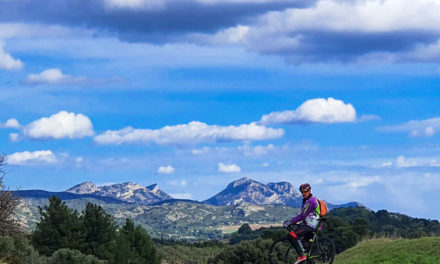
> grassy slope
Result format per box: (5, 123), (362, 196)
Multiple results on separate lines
(335, 237), (440, 264)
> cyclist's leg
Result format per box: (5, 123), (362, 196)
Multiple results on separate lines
(289, 225), (315, 256)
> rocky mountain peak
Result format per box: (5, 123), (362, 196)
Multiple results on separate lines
(65, 181), (171, 204)
(267, 182), (298, 196)
(204, 178), (302, 207)
(66, 182), (98, 194)
(147, 184), (159, 193)
(231, 177), (251, 187)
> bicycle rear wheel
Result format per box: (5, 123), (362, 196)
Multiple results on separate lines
(312, 236), (335, 264)
(269, 237), (299, 264)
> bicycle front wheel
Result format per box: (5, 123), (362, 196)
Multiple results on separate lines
(313, 236), (335, 264)
(269, 237), (299, 264)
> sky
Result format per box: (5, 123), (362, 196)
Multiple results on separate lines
(1, 0), (440, 220)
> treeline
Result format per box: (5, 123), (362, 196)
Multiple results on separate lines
(327, 206), (440, 238)
(208, 206), (440, 263)
(1, 195), (160, 264)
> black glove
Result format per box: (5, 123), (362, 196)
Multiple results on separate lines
(283, 220), (290, 229)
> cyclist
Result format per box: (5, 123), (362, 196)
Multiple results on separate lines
(283, 183), (320, 264)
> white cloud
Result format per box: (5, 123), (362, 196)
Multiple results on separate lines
(4, 118), (20, 129)
(7, 150), (58, 165)
(218, 162), (241, 173)
(23, 68), (88, 85)
(209, 25), (250, 45)
(94, 121), (284, 146)
(257, 0), (440, 33)
(158, 165), (175, 174)
(260, 98), (356, 124)
(23, 111), (95, 140)
(378, 117), (440, 137)
(206, 0), (440, 64)
(0, 118), (20, 129)
(0, 41), (23, 70)
(9, 133), (19, 142)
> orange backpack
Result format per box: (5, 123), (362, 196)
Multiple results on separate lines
(317, 199), (328, 217)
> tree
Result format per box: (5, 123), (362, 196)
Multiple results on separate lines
(0, 235), (47, 264)
(238, 223), (252, 235)
(80, 203), (117, 262)
(115, 218), (160, 264)
(0, 154), (21, 237)
(31, 196), (83, 256)
(352, 218), (370, 238)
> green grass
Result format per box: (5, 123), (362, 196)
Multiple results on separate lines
(335, 237), (440, 264)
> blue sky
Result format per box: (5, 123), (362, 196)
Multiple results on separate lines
(1, 0), (440, 220)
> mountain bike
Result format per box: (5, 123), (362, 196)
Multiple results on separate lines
(269, 218), (335, 264)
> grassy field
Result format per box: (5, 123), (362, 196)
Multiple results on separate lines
(335, 237), (440, 264)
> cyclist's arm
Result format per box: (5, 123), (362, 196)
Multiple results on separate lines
(290, 198), (317, 224)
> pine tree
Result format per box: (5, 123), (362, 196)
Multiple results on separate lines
(31, 195), (83, 256)
(115, 218), (160, 264)
(80, 203), (117, 263)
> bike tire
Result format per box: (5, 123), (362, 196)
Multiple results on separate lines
(312, 236), (335, 264)
(269, 237), (299, 264)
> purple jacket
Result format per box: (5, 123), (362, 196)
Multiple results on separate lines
(290, 194), (320, 228)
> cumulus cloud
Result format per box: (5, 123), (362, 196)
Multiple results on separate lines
(158, 165), (175, 174)
(0, 41), (23, 70)
(93, 121), (283, 146)
(260, 98), (356, 125)
(7, 150), (58, 165)
(378, 117), (440, 137)
(22, 111), (95, 140)
(0, 118), (20, 129)
(218, 162), (241, 173)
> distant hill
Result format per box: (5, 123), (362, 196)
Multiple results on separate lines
(14, 197), (300, 240)
(335, 237), (440, 264)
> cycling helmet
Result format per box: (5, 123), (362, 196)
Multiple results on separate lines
(299, 183), (311, 193)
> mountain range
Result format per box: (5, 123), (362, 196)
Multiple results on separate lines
(57, 177), (359, 208)
(66, 182), (172, 204)
(13, 177), (362, 240)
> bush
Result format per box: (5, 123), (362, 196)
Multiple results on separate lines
(208, 239), (272, 264)
(49, 248), (107, 264)
(0, 235), (47, 264)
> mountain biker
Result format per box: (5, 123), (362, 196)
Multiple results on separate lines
(283, 183), (320, 264)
